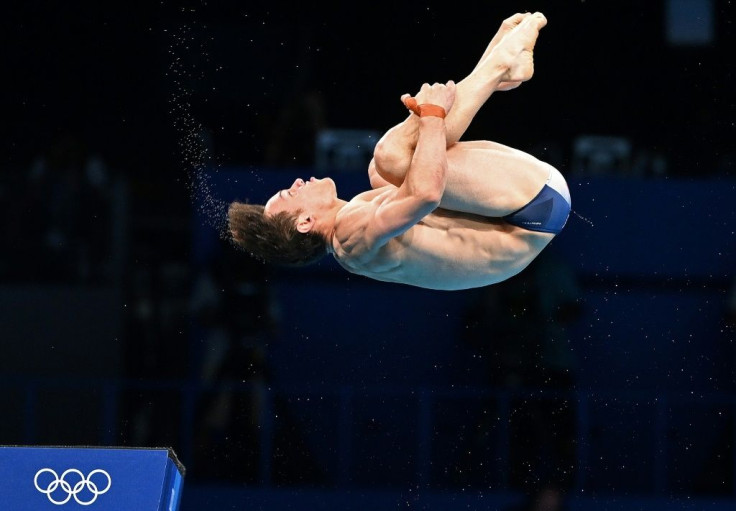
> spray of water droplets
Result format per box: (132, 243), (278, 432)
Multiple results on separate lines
(167, 14), (229, 239)
(572, 209), (595, 227)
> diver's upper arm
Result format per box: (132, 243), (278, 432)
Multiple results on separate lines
(366, 187), (439, 246)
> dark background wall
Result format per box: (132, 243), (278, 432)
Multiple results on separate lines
(2, 1), (735, 510)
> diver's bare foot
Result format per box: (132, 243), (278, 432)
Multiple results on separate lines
(496, 13), (532, 90)
(475, 13), (530, 69)
(474, 13), (530, 91)
(495, 12), (547, 84)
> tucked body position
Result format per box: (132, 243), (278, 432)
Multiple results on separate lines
(229, 12), (570, 291)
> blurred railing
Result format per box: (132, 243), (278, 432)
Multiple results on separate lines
(1, 376), (734, 496)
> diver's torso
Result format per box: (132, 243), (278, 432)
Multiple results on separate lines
(333, 207), (554, 291)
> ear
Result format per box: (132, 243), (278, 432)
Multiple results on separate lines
(296, 213), (315, 234)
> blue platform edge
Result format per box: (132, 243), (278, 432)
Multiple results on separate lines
(0, 446), (185, 511)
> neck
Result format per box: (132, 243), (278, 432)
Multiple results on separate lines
(314, 199), (348, 245)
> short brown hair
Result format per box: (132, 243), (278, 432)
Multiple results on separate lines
(227, 201), (328, 267)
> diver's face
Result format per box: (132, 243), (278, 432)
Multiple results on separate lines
(263, 177), (337, 217)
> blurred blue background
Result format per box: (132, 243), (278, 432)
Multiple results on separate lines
(1, 1), (735, 510)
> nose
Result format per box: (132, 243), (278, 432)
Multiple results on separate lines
(292, 178), (305, 189)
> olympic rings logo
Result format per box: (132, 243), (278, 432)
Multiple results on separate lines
(34, 468), (112, 506)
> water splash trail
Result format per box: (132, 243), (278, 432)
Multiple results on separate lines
(572, 209), (594, 228)
(166, 13), (229, 239)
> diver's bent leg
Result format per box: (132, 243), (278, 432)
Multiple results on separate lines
(372, 54), (509, 183)
(371, 115), (418, 187)
(438, 140), (555, 217)
(371, 13), (546, 186)
(376, 138), (558, 218)
(447, 13), (546, 145)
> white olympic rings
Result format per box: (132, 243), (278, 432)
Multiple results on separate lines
(34, 468), (112, 506)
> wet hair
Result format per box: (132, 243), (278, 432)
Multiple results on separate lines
(227, 201), (329, 267)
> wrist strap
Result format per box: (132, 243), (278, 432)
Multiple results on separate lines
(405, 98), (446, 119)
(417, 104), (447, 118)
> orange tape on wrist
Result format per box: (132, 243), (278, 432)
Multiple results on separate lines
(417, 104), (446, 118)
(404, 98), (446, 119)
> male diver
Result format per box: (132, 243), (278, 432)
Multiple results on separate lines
(228, 12), (570, 290)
